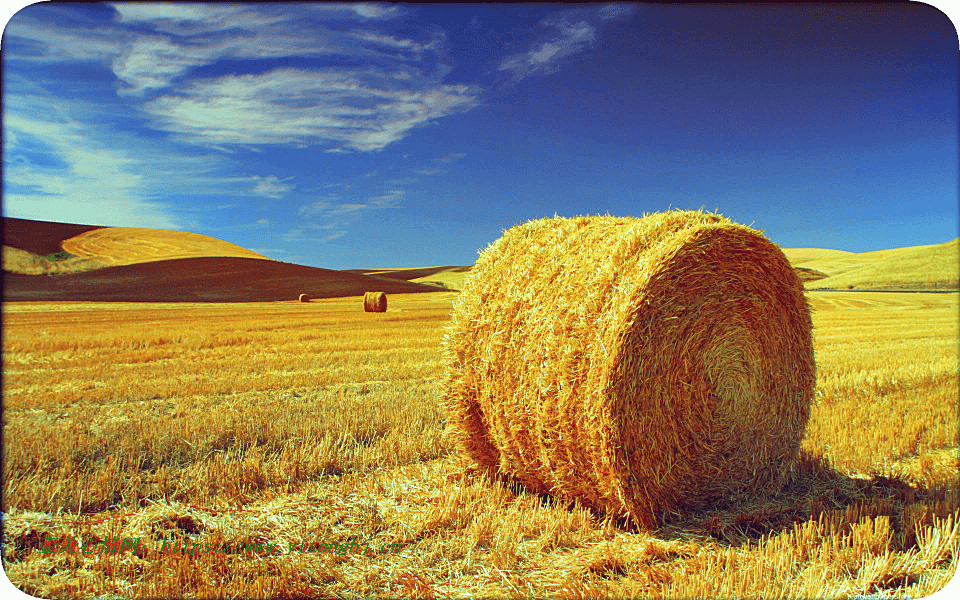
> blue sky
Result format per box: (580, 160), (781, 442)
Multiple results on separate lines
(2, 2), (958, 269)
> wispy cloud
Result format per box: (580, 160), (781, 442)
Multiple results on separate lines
(368, 189), (405, 208)
(2, 89), (182, 228)
(299, 199), (334, 217)
(142, 68), (478, 152)
(416, 151), (467, 176)
(499, 4), (635, 81)
(282, 223), (347, 243)
(7, 4), (481, 153)
(248, 175), (294, 199)
(292, 185), (406, 246)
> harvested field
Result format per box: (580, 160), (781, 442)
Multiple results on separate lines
(1, 290), (957, 598)
(60, 227), (274, 266)
(1, 217), (104, 257)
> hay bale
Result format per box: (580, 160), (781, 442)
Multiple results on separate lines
(442, 210), (815, 529)
(298, 293), (310, 303)
(364, 291), (387, 312)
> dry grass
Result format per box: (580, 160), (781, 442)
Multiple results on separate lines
(2, 245), (110, 275)
(412, 270), (470, 291)
(60, 227), (273, 267)
(443, 211), (815, 529)
(1, 289), (957, 598)
(364, 292), (387, 313)
(783, 238), (959, 291)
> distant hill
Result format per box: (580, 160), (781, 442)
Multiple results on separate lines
(2, 257), (443, 302)
(2, 245), (111, 275)
(2, 217), (104, 256)
(2, 217), (272, 276)
(2, 217), (443, 302)
(61, 226), (272, 266)
(4, 216), (953, 300)
(348, 266), (472, 291)
(351, 238), (960, 293)
(782, 239), (958, 291)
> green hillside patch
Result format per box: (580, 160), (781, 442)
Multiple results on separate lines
(2, 246), (110, 275)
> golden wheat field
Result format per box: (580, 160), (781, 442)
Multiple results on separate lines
(2, 290), (958, 599)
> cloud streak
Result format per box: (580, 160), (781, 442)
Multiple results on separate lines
(249, 175), (294, 199)
(142, 68), (478, 151)
(7, 4), (482, 153)
(3, 89), (179, 228)
(499, 3), (635, 81)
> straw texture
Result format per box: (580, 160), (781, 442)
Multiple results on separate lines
(364, 291), (387, 312)
(298, 293), (310, 303)
(442, 210), (815, 529)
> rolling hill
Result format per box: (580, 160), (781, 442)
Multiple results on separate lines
(2, 217), (443, 302)
(356, 238), (959, 293)
(3, 216), (955, 300)
(2, 257), (443, 302)
(61, 226), (273, 266)
(1, 217), (104, 256)
(347, 266), (472, 291)
(782, 238), (958, 291)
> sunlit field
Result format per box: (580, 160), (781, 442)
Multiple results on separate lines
(2, 290), (957, 598)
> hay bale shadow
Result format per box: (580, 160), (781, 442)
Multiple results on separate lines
(651, 451), (957, 549)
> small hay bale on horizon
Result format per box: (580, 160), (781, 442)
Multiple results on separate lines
(442, 210), (815, 529)
(298, 293), (310, 303)
(364, 291), (387, 312)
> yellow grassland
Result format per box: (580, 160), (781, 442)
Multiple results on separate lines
(412, 270), (470, 291)
(60, 227), (274, 267)
(783, 238), (959, 290)
(1, 290), (957, 598)
(2, 245), (111, 275)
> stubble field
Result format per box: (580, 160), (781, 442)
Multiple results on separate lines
(2, 290), (957, 598)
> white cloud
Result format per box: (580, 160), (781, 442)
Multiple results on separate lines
(3, 11), (124, 64)
(2, 95), (180, 228)
(282, 223), (347, 243)
(599, 3), (635, 21)
(112, 36), (211, 95)
(111, 3), (213, 23)
(499, 4), (634, 81)
(346, 3), (401, 20)
(1, 85), (269, 229)
(528, 42), (563, 65)
(249, 175), (294, 199)
(299, 199), (333, 216)
(331, 203), (368, 215)
(415, 151), (467, 176)
(142, 68), (479, 151)
(369, 189), (405, 208)
(8, 4), (482, 153)
(500, 16), (595, 79)
(386, 177), (419, 185)
(438, 152), (466, 164)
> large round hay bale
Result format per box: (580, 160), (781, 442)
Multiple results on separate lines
(298, 293), (310, 303)
(364, 291), (387, 312)
(442, 210), (815, 529)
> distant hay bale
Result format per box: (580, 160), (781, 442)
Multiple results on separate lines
(298, 293), (310, 303)
(442, 210), (815, 529)
(364, 291), (387, 312)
